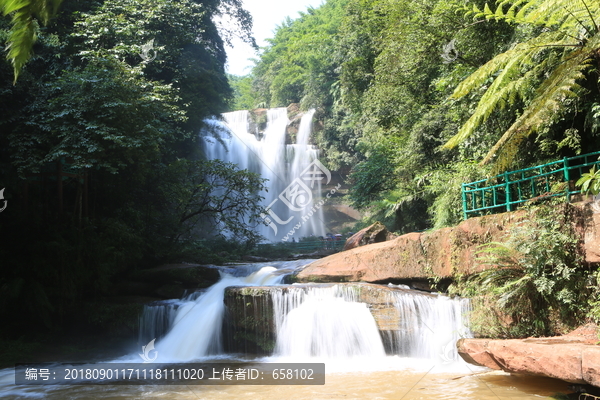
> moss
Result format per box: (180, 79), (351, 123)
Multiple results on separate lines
(232, 331), (275, 353)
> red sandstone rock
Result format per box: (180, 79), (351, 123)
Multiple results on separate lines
(343, 222), (396, 251)
(582, 347), (600, 387)
(456, 339), (501, 370)
(296, 202), (600, 283)
(458, 326), (600, 386)
(296, 210), (528, 283)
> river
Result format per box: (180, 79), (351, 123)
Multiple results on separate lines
(0, 260), (572, 399)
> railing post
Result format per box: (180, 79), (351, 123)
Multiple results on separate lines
(563, 157), (570, 203)
(504, 172), (512, 211)
(461, 183), (468, 220)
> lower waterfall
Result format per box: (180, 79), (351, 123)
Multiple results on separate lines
(274, 291), (386, 358)
(149, 267), (283, 362)
(139, 262), (471, 364)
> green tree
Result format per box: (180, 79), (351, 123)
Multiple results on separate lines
(228, 74), (257, 110)
(444, 0), (600, 171)
(11, 58), (184, 175)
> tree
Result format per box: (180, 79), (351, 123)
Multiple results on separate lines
(10, 58), (184, 175)
(163, 159), (267, 245)
(443, 0), (600, 171)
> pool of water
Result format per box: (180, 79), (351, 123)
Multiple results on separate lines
(0, 356), (571, 399)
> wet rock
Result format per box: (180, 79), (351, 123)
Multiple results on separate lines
(154, 283), (185, 299)
(242, 255), (270, 262)
(113, 281), (159, 297)
(223, 286), (277, 355)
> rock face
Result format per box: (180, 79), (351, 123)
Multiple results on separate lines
(295, 210), (529, 283)
(343, 221), (396, 251)
(457, 325), (600, 386)
(582, 201), (600, 263)
(295, 202), (600, 283)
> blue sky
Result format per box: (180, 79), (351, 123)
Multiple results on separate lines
(224, 0), (325, 76)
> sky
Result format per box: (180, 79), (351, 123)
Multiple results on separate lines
(224, 0), (325, 76)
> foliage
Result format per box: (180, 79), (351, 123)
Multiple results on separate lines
(449, 203), (588, 338)
(425, 160), (491, 229)
(228, 74), (257, 110)
(160, 159), (267, 246)
(576, 165), (600, 196)
(252, 0), (348, 109)
(348, 138), (400, 209)
(0, 0), (62, 82)
(11, 58), (184, 175)
(444, 0), (600, 172)
(0, 0), (260, 337)
(236, 0), (600, 235)
(70, 0), (235, 132)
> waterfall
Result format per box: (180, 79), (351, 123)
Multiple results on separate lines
(273, 286), (386, 358)
(138, 300), (180, 344)
(137, 265), (471, 364)
(202, 108), (327, 242)
(383, 291), (471, 362)
(148, 267), (283, 362)
(270, 285), (470, 360)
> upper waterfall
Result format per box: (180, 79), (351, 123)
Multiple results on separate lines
(202, 108), (327, 242)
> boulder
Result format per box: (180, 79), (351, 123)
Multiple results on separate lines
(295, 205), (592, 283)
(457, 325), (600, 386)
(343, 222), (396, 251)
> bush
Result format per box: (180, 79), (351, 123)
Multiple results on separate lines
(449, 202), (590, 338)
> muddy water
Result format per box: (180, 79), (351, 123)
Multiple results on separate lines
(0, 360), (571, 399)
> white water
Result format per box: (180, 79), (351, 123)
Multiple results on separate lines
(202, 108), (327, 241)
(270, 284), (469, 362)
(275, 294), (386, 358)
(154, 267), (283, 362)
(4, 263), (571, 399)
(385, 290), (471, 362)
(140, 268), (471, 363)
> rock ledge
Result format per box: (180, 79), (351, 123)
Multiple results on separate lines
(457, 325), (600, 386)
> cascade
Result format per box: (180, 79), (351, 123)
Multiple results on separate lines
(138, 300), (180, 344)
(272, 286), (386, 358)
(147, 267), (283, 362)
(202, 108), (327, 242)
(140, 264), (471, 363)
(270, 284), (469, 360)
(383, 290), (471, 362)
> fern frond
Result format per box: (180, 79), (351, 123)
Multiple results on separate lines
(445, 0), (600, 170)
(445, 31), (567, 148)
(472, 0), (600, 35)
(482, 42), (594, 169)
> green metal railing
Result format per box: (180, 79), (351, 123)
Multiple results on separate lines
(462, 151), (600, 220)
(256, 237), (346, 254)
